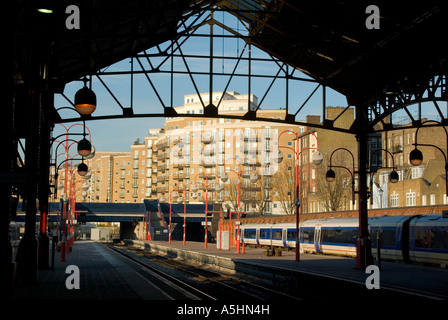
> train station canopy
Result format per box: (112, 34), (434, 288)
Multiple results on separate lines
(15, 0), (447, 113)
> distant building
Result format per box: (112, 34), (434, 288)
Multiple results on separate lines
(375, 120), (448, 208)
(63, 92), (392, 215)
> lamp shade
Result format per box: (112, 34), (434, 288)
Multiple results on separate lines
(249, 172), (259, 183)
(85, 145), (96, 159)
(273, 150), (283, 163)
(220, 172), (228, 183)
(409, 148), (423, 166)
(77, 138), (92, 157)
(75, 86), (96, 115)
(389, 170), (399, 183)
(326, 169), (336, 182)
(77, 162), (88, 176)
(312, 151), (323, 165)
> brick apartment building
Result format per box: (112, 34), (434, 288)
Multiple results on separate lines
(375, 121), (448, 208)
(61, 92), (447, 216)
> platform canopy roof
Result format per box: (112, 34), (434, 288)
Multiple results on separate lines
(15, 0), (448, 109)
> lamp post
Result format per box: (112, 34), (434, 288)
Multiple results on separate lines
(276, 130), (322, 262)
(410, 120), (448, 197)
(325, 147), (355, 205)
(191, 173), (223, 249)
(369, 148), (399, 206)
(51, 122), (93, 262)
(326, 147), (375, 269)
(159, 189), (175, 243)
(220, 158), (259, 253)
(182, 182), (187, 246)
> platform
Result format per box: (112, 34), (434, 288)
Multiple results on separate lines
(13, 240), (198, 300)
(13, 239), (448, 301)
(127, 239), (448, 300)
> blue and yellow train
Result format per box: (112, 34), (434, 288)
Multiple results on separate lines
(239, 214), (448, 267)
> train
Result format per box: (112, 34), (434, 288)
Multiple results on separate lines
(238, 214), (448, 267)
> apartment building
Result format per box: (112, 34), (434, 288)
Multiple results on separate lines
(70, 91), (387, 216)
(375, 121), (448, 208)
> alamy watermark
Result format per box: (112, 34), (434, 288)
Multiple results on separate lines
(366, 5), (380, 30)
(64, 4), (379, 31)
(65, 5), (80, 30)
(65, 265), (80, 290)
(365, 265), (380, 289)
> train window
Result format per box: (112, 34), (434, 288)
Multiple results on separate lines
(415, 228), (448, 250)
(259, 229), (271, 239)
(272, 229), (282, 240)
(287, 229), (297, 241)
(371, 229), (396, 247)
(301, 228), (314, 243)
(322, 228), (357, 244)
(244, 229), (256, 239)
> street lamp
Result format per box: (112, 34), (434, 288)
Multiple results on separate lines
(325, 168), (336, 182)
(77, 138), (92, 157)
(221, 158), (259, 253)
(75, 78), (97, 116)
(410, 120), (448, 196)
(409, 148), (423, 166)
(191, 173), (223, 249)
(277, 129), (321, 262)
(77, 161), (88, 176)
(325, 147), (355, 204)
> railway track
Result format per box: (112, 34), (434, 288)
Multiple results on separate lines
(107, 243), (302, 301)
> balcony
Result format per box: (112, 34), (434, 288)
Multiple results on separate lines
(243, 136), (260, 142)
(240, 146), (260, 154)
(156, 140), (168, 149)
(202, 147), (216, 156)
(201, 136), (214, 144)
(200, 160), (216, 167)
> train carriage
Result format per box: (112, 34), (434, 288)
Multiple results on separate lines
(299, 218), (358, 257)
(238, 214), (448, 267)
(409, 214), (448, 266)
(240, 224), (261, 245)
(368, 215), (414, 262)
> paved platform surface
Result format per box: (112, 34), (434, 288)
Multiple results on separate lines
(144, 240), (448, 300)
(13, 239), (448, 300)
(13, 240), (199, 300)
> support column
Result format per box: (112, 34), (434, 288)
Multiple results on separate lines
(16, 90), (40, 285)
(2, 32), (16, 296)
(355, 105), (374, 270)
(37, 92), (53, 270)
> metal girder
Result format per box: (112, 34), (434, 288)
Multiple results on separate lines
(365, 73), (448, 133)
(56, 6), (358, 137)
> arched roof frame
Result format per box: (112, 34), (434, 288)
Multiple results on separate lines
(15, 0), (448, 135)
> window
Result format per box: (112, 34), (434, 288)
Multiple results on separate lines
(430, 194), (436, 205)
(406, 192), (416, 206)
(411, 167), (423, 179)
(321, 228), (358, 244)
(390, 194), (399, 207)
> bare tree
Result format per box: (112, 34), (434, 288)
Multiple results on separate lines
(316, 154), (353, 211)
(223, 178), (239, 212)
(250, 174), (270, 216)
(274, 159), (296, 215)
